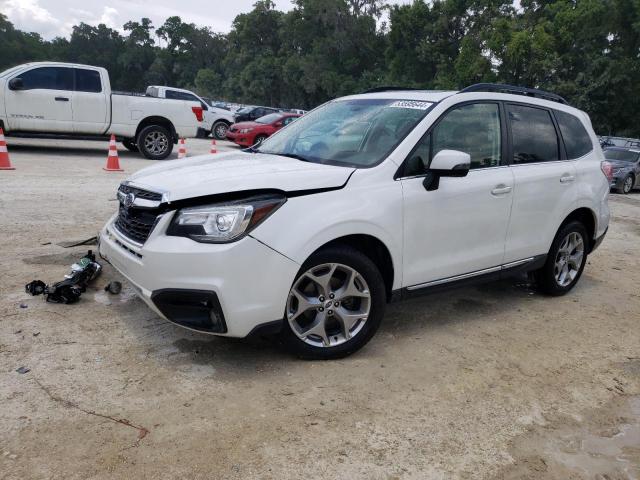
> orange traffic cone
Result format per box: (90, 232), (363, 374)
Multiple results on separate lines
(0, 128), (15, 170)
(210, 139), (217, 154)
(178, 138), (187, 158)
(103, 134), (123, 172)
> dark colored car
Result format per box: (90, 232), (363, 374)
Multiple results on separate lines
(604, 147), (640, 194)
(234, 106), (281, 123)
(600, 136), (640, 148)
(226, 113), (300, 147)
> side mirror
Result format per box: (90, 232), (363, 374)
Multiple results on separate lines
(423, 150), (471, 191)
(9, 77), (24, 90)
(274, 121), (283, 128)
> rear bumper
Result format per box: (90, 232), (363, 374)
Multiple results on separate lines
(590, 227), (608, 253)
(610, 176), (624, 189)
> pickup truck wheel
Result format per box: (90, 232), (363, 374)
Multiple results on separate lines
(137, 125), (173, 160)
(281, 246), (386, 359)
(212, 121), (229, 140)
(122, 139), (138, 152)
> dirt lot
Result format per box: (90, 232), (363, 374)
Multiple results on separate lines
(1, 138), (639, 480)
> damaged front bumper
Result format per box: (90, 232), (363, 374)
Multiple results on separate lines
(98, 213), (299, 338)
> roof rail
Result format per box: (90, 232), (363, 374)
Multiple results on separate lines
(459, 83), (568, 105)
(363, 86), (421, 94)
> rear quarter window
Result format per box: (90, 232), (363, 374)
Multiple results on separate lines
(74, 69), (102, 93)
(555, 110), (593, 159)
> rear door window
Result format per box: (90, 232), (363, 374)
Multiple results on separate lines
(74, 69), (102, 93)
(508, 104), (560, 164)
(19, 67), (73, 91)
(554, 110), (593, 159)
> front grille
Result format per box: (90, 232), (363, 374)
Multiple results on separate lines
(114, 205), (159, 244)
(114, 184), (163, 244)
(118, 184), (162, 202)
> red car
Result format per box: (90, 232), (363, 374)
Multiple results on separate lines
(226, 113), (300, 147)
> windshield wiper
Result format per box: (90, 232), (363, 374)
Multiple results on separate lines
(259, 151), (312, 162)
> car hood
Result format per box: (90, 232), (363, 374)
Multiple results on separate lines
(126, 151), (354, 202)
(231, 121), (261, 130)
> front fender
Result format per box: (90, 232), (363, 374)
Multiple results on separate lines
(251, 179), (404, 290)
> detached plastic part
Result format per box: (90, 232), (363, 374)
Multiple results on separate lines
(104, 281), (122, 295)
(25, 250), (102, 304)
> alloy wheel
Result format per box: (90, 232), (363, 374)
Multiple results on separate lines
(287, 263), (371, 348)
(144, 131), (169, 156)
(553, 231), (584, 287)
(623, 176), (633, 193)
(215, 123), (228, 139)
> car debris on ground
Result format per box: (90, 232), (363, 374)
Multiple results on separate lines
(25, 250), (102, 304)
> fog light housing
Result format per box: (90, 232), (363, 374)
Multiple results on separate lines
(151, 289), (227, 333)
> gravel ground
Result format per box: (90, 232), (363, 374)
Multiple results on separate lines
(0, 137), (638, 479)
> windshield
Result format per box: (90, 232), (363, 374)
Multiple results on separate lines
(237, 107), (253, 114)
(256, 113), (283, 124)
(604, 149), (640, 162)
(257, 98), (433, 167)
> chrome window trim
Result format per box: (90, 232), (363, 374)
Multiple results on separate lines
(395, 164), (510, 181)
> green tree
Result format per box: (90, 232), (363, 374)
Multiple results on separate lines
(194, 68), (222, 97)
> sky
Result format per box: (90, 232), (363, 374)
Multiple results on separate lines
(1, 0), (413, 40)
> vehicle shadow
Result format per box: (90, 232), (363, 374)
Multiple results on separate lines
(7, 142), (144, 159)
(112, 262), (582, 373)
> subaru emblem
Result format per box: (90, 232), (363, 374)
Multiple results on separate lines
(124, 192), (136, 208)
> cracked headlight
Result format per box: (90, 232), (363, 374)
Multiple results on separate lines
(167, 195), (286, 243)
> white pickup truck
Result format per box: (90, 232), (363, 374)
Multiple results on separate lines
(0, 62), (203, 159)
(146, 86), (235, 140)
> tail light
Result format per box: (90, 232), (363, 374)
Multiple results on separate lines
(191, 106), (204, 122)
(600, 160), (613, 182)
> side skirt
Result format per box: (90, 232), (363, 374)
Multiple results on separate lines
(392, 255), (547, 301)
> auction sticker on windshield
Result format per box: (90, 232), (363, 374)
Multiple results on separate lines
(388, 100), (433, 110)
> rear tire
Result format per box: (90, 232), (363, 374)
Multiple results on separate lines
(122, 138), (138, 152)
(212, 121), (229, 140)
(619, 174), (634, 194)
(137, 125), (173, 160)
(280, 246), (386, 360)
(534, 221), (588, 296)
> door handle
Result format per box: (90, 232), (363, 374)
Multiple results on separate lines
(491, 185), (512, 195)
(55, 97), (69, 102)
(560, 174), (575, 183)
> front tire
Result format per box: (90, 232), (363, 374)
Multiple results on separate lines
(281, 246), (386, 359)
(535, 221), (588, 296)
(212, 121), (229, 140)
(253, 134), (268, 146)
(137, 125), (173, 160)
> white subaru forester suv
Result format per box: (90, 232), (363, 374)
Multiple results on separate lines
(99, 84), (610, 359)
